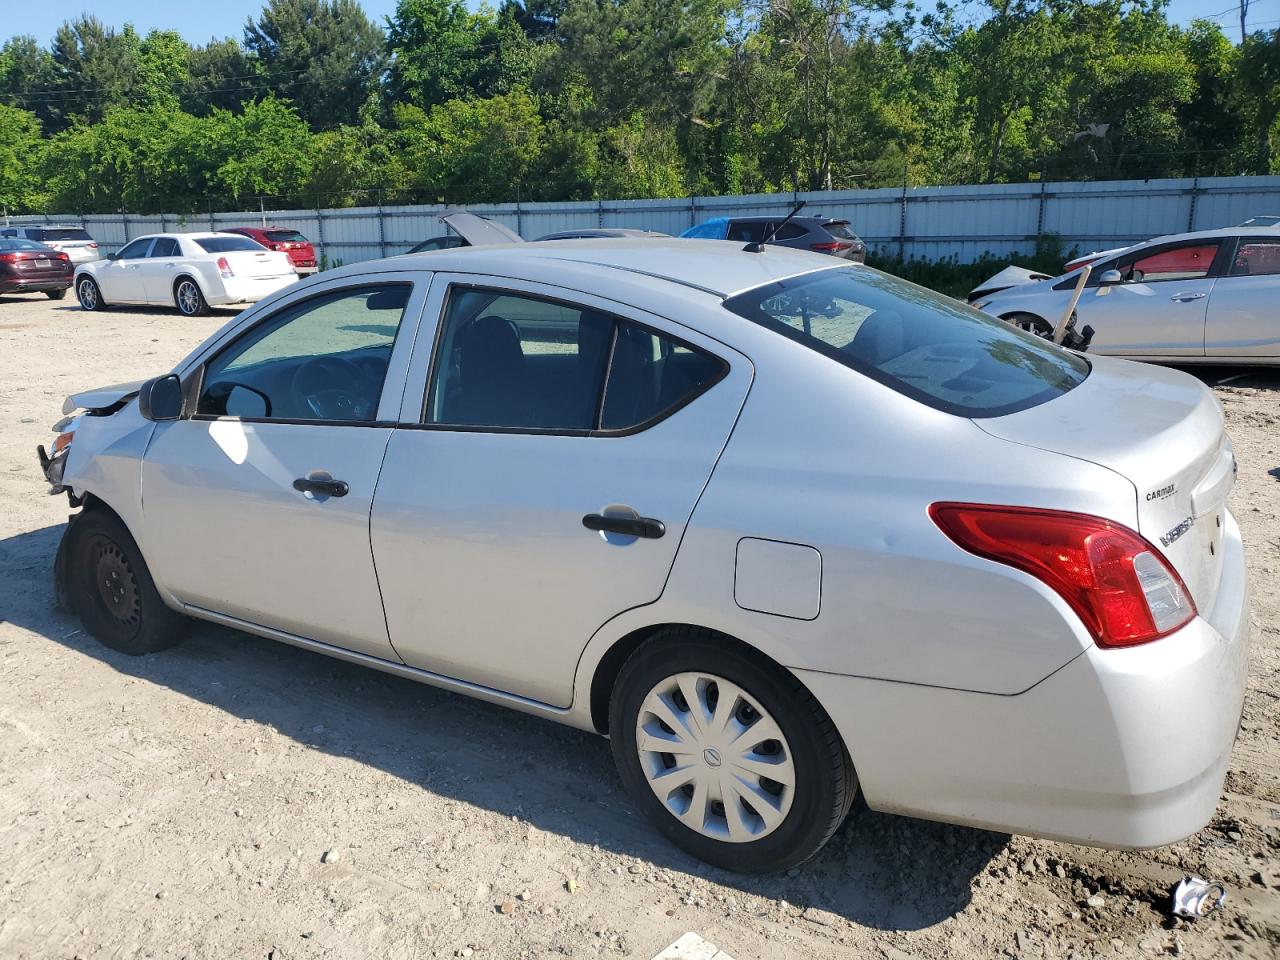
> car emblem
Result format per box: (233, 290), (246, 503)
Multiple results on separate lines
(1160, 516), (1195, 548)
(702, 747), (723, 768)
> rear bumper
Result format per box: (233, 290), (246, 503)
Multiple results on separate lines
(210, 273), (298, 304)
(1, 277), (73, 292)
(800, 509), (1251, 848)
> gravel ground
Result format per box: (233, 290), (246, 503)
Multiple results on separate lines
(1, 291), (1277, 960)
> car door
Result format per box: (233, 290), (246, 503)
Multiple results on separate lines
(140, 236), (181, 303)
(369, 275), (752, 707)
(1075, 238), (1226, 357)
(140, 273), (430, 659)
(1204, 235), (1280, 359)
(97, 237), (154, 302)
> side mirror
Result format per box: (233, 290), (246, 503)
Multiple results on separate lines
(106, 252), (119, 261)
(1097, 269), (1123, 286)
(137, 374), (183, 421)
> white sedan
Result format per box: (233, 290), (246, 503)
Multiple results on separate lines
(74, 232), (298, 317)
(41, 241), (1249, 873)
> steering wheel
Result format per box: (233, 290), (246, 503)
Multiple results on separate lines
(290, 355), (375, 420)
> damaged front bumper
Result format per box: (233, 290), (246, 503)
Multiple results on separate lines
(36, 442), (71, 496)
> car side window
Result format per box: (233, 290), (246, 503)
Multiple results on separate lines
(117, 239), (152, 260)
(149, 238), (179, 258)
(1228, 237), (1280, 277)
(197, 284), (411, 423)
(1120, 242), (1220, 283)
(426, 287), (724, 432)
(773, 223), (807, 241)
(727, 221), (767, 243)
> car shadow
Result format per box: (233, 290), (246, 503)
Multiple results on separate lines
(1180, 365), (1280, 391)
(0, 521), (1006, 931)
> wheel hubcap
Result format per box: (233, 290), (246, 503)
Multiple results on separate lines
(636, 672), (795, 843)
(178, 282), (197, 314)
(93, 543), (140, 626)
(79, 280), (96, 308)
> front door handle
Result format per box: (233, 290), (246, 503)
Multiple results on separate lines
(583, 513), (665, 539)
(293, 476), (349, 498)
(1170, 292), (1207, 302)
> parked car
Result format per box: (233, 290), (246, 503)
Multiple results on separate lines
(0, 238), (73, 299)
(973, 226), (1280, 363)
(223, 226), (318, 274)
(535, 228), (668, 241)
(0, 224), (101, 265)
(41, 241), (1248, 874)
(406, 210), (523, 254)
(73, 233), (297, 317)
(681, 215), (866, 261)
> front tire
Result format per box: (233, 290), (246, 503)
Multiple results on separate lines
(66, 509), (188, 656)
(76, 276), (106, 311)
(1004, 312), (1054, 338)
(46, 288), (68, 300)
(174, 277), (209, 317)
(609, 627), (856, 873)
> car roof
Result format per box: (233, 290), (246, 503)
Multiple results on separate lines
(332, 238), (844, 298)
(723, 215), (846, 226)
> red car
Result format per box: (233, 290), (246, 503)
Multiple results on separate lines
(0, 239), (73, 299)
(223, 226), (317, 274)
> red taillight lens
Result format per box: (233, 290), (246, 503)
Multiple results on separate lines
(217, 256), (234, 278)
(810, 241), (841, 251)
(57, 252), (70, 261)
(929, 503), (1195, 648)
(88, 242), (99, 249)
(0, 253), (18, 263)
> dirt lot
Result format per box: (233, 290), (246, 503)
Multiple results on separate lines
(1, 291), (1277, 960)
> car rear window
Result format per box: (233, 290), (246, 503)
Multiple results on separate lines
(264, 229), (308, 243)
(0, 239), (50, 252)
(824, 221), (855, 240)
(33, 228), (92, 242)
(197, 236), (266, 253)
(723, 267), (1088, 418)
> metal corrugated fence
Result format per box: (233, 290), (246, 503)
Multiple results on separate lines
(11, 175), (1280, 267)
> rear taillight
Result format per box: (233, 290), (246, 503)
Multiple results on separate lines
(217, 256), (234, 279)
(88, 242), (99, 249)
(269, 243), (283, 251)
(0, 253), (18, 263)
(57, 252), (70, 261)
(929, 503), (1195, 648)
(810, 241), (852, 252)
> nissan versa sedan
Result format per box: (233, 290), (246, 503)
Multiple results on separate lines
(974, 226), (1280, 363)
(39, 241), (1249, 873)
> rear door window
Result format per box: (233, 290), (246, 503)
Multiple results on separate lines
(773, 223), (807, 241)
(149, 237), (179, 257)
(727, 221), (767, 243)
(1228, 237), (1280, 276)
(426, 287), (724, 432)
(724, 267), (1087, 418)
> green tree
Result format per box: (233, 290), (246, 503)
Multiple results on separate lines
(244, 0), (385, 129)
(185, 38), (264, 116)
(0, 104), (45, 211)
(47, 16), (145, 125)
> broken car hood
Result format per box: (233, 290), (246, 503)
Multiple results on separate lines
(63, 379), (145, 415)
(439, 210), (524, 246)
(969, 265), (1053, 302)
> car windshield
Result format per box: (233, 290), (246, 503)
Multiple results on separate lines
(35, 228), (92, 242)
(0, 239), (51, 252)
(264, 229), (307, 243)
(723, 267), (1088, 417)
(197, 236), (266, 253)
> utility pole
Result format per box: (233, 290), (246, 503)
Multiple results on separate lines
(1241, 0), (1250, 42)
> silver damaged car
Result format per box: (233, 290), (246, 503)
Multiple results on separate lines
(39, 240), (1250, 873)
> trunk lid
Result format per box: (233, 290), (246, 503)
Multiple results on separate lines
(221, 249), (294, 279)
(976, 356), (1233, 612)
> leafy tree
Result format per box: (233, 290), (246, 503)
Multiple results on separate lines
(244, 0), (385, 129)
(185, 39), (264, 116)
(0, 105), (45, 211)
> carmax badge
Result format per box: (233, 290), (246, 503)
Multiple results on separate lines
(1160, 516), (1195, 548)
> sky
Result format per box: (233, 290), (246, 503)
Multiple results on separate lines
(9, 0), (1280, 46)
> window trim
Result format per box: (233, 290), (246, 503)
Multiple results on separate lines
(188, 280), (417, 427)
(415, 282), (729, 438)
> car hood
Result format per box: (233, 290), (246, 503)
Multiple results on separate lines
(439, 210), (523, 245)
(968, 265), (1054, 302)
(976, 356), (1232, 611)
(63, 379), (144, 415)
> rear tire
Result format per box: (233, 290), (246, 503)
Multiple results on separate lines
(1004, 312), (1053, 338)
(609, 627), (856, 873)
(76, 276), (107, 311)
(174, 277), (209, 317)
(46, 288), (68, 300)
(66, 508), (188, 656)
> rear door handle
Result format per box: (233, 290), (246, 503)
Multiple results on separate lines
(583, 513), (665, 539)
(293, 476), (349, 498)
(1170, 292), (1206, 302)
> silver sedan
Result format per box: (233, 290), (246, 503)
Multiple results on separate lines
(974, 226), (1280, 364)
(40, 240), (1249, 873)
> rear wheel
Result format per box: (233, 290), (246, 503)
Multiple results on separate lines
(66, 509), (188, 656)
(174, 277), (209, 317)
(46, 288), (68, 300)
(76, 276), (106, 311)
(609, 628), (856, 873)
(1004, 312), (1053, 338)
